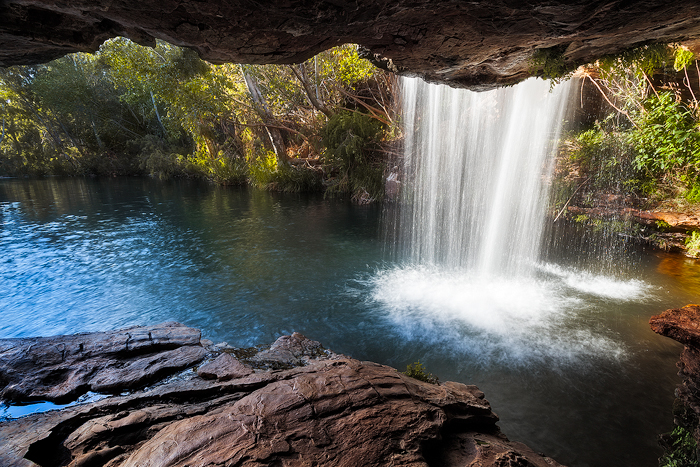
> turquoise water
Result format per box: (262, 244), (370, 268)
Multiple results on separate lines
(0, 177), (695, 467)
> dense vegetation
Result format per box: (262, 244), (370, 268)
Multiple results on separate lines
(557, 44), (700, 201)
(0, 38), (396, 202)
(553, 43), (700, 255)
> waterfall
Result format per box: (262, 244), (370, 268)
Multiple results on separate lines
(369, 77), (641, 365)
(398, 77), (571, 276)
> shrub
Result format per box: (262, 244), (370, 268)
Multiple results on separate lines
(402, 361), (439, 385)
(659, 425), (698, 467)
(630, 92), (700, 177)
(685, 182), (700, 203)
(566, 123), (636, 191)
(248, 152), (322, 192)
(529, 45), (575, 83)
(685, 231), (700, 258)
(321, 111), (385, 201)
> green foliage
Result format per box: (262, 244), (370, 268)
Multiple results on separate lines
(629, 92), (700, 177)
(322, 111), (381, 164)
(656, 220), (673, 230)
(0, 37), (392, 200)
(660, 425), (698, 467)
(248, 153), (322, 192)
(685, 231), (700, 258)
(594, 43), (674, 123)
(189, 156), (248, 186)
(564, 43), (700, 209)
(567, 122), (636, 190)
(674, 47), (696, 72)
(322, 111), (385, 200)
(529, 45), (574, 83)
(402, 361), (439, 385)
(322, 45), (378, 88)
(598, 43), (672, 80)
(685, 182), (700, 203)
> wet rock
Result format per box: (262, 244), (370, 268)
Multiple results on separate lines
(249, 331), (331, 368)
(197, 353), (253, 381)
(3, 0), (700, 89)
(0, 322), (207, 403)
(564, 205), (700, 232)
(650, 305), (700, 348)
(562, 205), (700, 254)
(634, 211), (700, 232)
(0, 329), (565, 467)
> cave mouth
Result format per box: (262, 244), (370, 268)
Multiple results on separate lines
(3, 0), (700, 89)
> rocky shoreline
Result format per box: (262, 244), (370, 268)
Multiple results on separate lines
(650, 305), (700, 462)
(0, 323), (564, 467)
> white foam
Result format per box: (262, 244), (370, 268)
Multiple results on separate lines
(368, 264), (630, 367)
(538, 263), (651, 300)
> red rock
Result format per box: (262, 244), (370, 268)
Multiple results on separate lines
(0, 331), (565, 467)
(635, 211), (700, 231)
(650, 305), (700, 348)
(197, 352), (253, 380)
(650, 305), (700, 455)
(0, 322), (207, 403)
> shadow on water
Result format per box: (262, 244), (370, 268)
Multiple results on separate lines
(0, 176), (694, 467)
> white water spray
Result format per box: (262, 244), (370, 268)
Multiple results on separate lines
(371, 78), (648, 365)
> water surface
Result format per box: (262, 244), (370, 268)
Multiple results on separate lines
(0, 177), (694, 467)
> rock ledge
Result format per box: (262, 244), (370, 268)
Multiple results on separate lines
(650, 305), (700, 456)
(0, 324), (564, 467)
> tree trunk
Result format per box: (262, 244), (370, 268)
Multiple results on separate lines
(289, 63), (333, 118)
(91, 118), (104, 150)
(0, 103), (5, 146)
(150, 91), (167, 136)
(240, 65), (288, 166)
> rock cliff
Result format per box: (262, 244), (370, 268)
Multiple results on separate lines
(3, 1), (700, 89)
(0, 324), (564, 467)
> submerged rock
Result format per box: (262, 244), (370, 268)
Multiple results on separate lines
(0, 324), (565, 467)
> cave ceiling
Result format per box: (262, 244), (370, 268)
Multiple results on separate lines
(3, 0), (700, 89)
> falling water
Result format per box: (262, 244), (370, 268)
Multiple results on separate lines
(399, 77), (570, 276)
(372, 77), (652, 366)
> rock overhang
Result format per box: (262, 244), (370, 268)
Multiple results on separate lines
(2, 0), (700, 89)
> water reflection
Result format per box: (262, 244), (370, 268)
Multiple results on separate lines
(656, 253), (700, 295)
(0, 177), (694, 467)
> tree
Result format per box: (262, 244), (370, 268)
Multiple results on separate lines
(240, 65), (288, 166)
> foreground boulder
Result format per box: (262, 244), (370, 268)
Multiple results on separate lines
(0, 325), (564, 467)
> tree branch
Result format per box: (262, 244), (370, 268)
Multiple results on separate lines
(288, 64), (333, 118)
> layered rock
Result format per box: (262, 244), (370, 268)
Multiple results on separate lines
(0, 322), (207, 403)
(0, 324), (565, 467)
(650, 305), (700, 455)
(3, 0), (700, 89)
